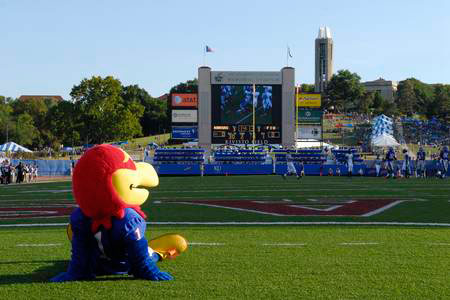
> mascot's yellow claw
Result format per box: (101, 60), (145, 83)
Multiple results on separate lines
(67, 223), (73, 241)
(149, 233), (188, 260)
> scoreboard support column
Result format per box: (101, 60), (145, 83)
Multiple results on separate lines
(198, 66), (212, 149)
(281, 67), (295, 148)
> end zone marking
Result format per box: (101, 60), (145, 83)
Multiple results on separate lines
(361, 200), (404, 217)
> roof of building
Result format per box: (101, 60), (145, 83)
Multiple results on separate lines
(18, 95), (64, 101)
(317, 26), (332, 39)
(157, 93), (169, 101)
(363, 78), (398, 87)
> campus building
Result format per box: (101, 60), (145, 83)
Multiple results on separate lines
(315, 26), (333, 93)
(362, 78), (398, 102)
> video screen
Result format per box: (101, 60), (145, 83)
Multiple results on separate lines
(211, 84), (282, 144)
(213, 84), (281, 125)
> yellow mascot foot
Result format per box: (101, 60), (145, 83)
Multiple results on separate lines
(149, 233), (188, 260)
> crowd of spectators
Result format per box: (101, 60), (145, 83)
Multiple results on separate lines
(0, 159), (39, 184)
(402, 117), (450, 146)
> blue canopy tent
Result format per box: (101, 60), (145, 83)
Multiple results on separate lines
(0, 141), (32, 153)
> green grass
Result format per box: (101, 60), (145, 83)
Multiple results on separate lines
(0, 176), (449, 299)
(1, 226), (449, 299)
(1, 176), (449, 225)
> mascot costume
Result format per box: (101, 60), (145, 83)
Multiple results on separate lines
(50, 144), (187, 282)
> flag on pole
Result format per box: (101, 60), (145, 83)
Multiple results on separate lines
(287, 46), (293, 58)
(205, 45), (214, 53)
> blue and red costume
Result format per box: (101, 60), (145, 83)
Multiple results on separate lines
(50, 208), (171, 282)
(50, 144), (184, 282)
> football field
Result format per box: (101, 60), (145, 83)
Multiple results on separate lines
(0, 176), (449, 299)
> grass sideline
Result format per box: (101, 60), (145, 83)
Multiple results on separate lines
(0, 226), (449, 299)
(0, 175), (449, 298)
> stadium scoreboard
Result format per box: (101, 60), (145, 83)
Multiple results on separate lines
(211, 82), (282, 144)
(198, 68), (295, 148)
(212, 124), (281, 144)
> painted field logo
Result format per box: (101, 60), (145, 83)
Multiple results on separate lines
(182, 199), (403, 217)
(0, 204), (76, 219)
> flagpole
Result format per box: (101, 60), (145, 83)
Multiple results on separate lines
(286, 45), (289, 67)
(203, 46), (206, 66)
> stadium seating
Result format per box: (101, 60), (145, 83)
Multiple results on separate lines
(331, 148), (364, 164)
(213, 149), (268, 164)
(153, 148), (205, 165)
(401, 117), (449, 146)
(273, 149), (326, 164)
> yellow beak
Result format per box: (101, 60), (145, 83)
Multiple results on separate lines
(112, 162), (159, 206)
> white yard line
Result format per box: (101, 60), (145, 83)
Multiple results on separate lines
(340, 242), (380, 245)
(263, 243), (307, 246)
(17, 243), (63, 247)
(428, 243), (450, 246)
(189, 242), (226, 246)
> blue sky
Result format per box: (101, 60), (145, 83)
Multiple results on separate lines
(1, 0), (449, 99)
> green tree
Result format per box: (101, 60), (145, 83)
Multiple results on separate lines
(299, 84), (315, 93)
(0, 97), (13, 143)
(396, 80), (417, 116)
(47, 100), (81, 147)
(11, 113), (38, 146)
(355, 91), (374, 115)
(379, 98), (398, 117)
(429, 84), (450, 121)
(70, 76), (144, 144)
(122, 85), (169, 135)
(325, 70), (365, 112)
(372, 91), (384, 112)
(170, 79), (198, 94)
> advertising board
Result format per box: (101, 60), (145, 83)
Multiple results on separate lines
(296, 125), (322, 139)
(297, 109), (323, 124)
(296, 93), (321, 107)
(171, 94), (198, 107)
(172, 110), (197, 123)
(172, 126), (198, 139)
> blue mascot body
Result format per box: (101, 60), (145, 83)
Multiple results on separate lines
(50, 144), (187, 282)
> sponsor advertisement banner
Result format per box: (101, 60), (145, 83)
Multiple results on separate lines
(296, 93), (321, 107)
(172, 126), (198, 139)
(171, 93), (198, 107)
(172, 110), (197, 123)
(297, 109), (322, 124)
(296, 125), (322, 139)
(211, 71), (282, 84)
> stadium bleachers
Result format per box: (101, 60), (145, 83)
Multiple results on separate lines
(213, 149), (268, 164)
(331, 148), (364, 164)
(273, 149), (326, 164)
(153, 148), (205, 165)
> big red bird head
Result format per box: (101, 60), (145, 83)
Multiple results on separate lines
(72, 144), (158, 232)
